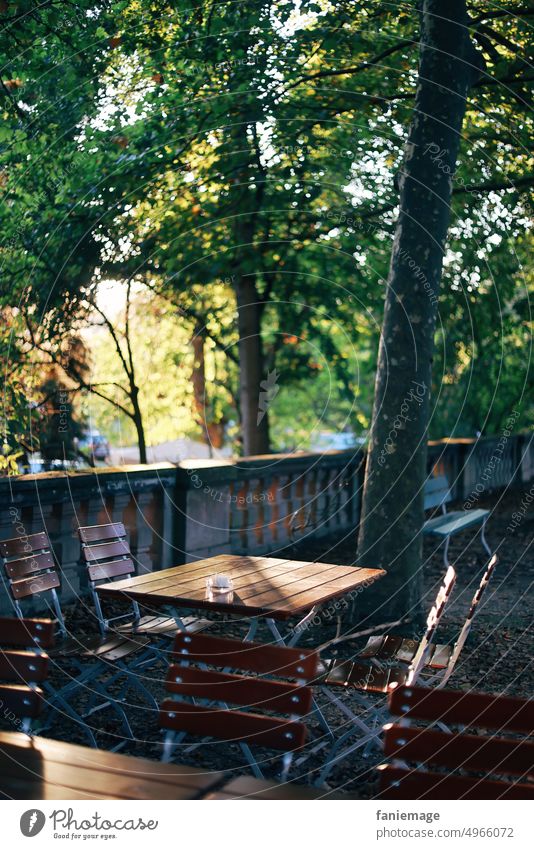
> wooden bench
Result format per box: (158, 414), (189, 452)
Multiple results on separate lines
(378, 685), (534, 799)
(423, 475), (492, 567)
(160, 632), (319, 779)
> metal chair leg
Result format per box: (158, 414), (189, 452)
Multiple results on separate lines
(480, 519), (492, 558)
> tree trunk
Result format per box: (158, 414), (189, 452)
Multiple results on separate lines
(357, 0), (482, 623)
(236, 273), (271, 456)
(191, 327), (212, 451)
(131, 385), (147, 464)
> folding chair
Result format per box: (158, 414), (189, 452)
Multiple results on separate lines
(356, 554), (498, 685)
(378, 685), (534, 799)
(159, 632), (319, 780)
(77, 523), (211, 639)
(423, 475), (493, 568)
(0, 532), (156, 747)
(315, 555), (498, 783)
(0, 616), (55, 735)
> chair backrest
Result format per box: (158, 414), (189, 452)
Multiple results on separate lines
(378, 685), (534, 799)
(78, 523), (137, 633)
(406, 565), (456, 685)
(160, 633), (319, 754)
(0, 617), (55, 732)
(440, 554), (498, 686)
(424, 475), (452, 511)
(78, 523), (134, 583)
(0, 533), (65, 635)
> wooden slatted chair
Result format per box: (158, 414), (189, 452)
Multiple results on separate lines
(0, 616), (55, 734)
(356, 554), (498, 685)
(306, 555), (496, 785)
(0, 532), (155, 746)
(378, 685), (534, 799)
(78, 523), (212, 638)
(314, 565), (458, 784)
(160, 632), (320, 779)
(423, 475), (492, 567)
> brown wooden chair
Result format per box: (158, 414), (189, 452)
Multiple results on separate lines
(356, 553), (498, 685)
(78, 522), (211, 638)
(0, 531), (154, 747)
(159, 632), (319, 779)
(378, 685), (534, 799)
(0, 616), (55, 734)
(314, 564), (458, 784)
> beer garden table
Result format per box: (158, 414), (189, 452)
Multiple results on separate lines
(96, 554), (385, 646)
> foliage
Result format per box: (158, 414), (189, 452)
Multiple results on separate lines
(0, 1), (532, 456)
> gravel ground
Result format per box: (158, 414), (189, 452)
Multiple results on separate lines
(12, 488), (533, 797)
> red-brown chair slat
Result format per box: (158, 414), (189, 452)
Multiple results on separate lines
(10, 571), (61, 600)
(389, 686), (534, 733)
(378, 765), (534, 800)
(87, 559), (135, 582)
(0, 618), (55, 649)
(81, 540), (131, 562)
(78, 523), (126, 544)
(0, 651), (50, 683)
(0, 685), (44, 719)
(0, 533), (50, 558)
(172, 633), (319, 680)
(165, 665), (313, 715)
(160, 700), (307, 750)
(384, 725), (534, 777)
(4, 552), (55, 580)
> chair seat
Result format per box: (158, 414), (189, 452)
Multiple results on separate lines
(358, 634), (453, 669)
(316, 658), (409, 693)
(424, 508), (489, 537)
(50, 633), (149, 662)
(115, 615), (213, 638)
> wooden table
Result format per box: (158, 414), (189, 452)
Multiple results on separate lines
(97, 554), (385, 645)
(0, 732), (334, 800)
(0, 731), (224, 800)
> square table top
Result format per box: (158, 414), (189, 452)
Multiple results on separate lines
(0, 731), (223, 800)
(96, 554), (385, 621)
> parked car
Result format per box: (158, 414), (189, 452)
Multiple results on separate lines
(76, 430), (111, 464)
(309, 431), (366, 452)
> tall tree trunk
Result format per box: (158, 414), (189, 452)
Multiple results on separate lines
(357, 1), (483, 622)
(236, 273), (271, 456)
(131, 385), (147, 464)
(191, 326), (211, 451)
